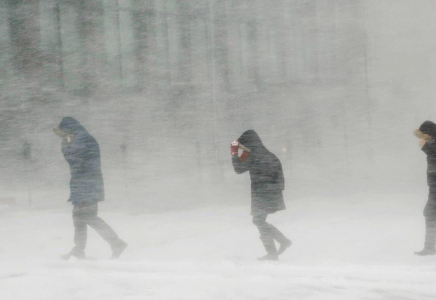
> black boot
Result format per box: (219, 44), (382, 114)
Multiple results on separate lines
(414, 247), (436, 256)
(111, 240), (128, 259)
(257, 253), (279, 261)
(277, 239), (292, 255)
(257, 236), (278, 261)
(269, 225), (291, 256)
(60, 248), (86, 260)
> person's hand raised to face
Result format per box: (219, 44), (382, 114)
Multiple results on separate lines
(420, 139), (427, 148)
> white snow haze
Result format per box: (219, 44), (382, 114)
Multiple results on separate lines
(1, 1), (436, 299)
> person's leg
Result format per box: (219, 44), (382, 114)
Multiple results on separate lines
(86, 204), (127, 258)
(88, 216), (120, 245)
(416, 195), (436, 256)
(253, 214), (277, 260)
(253, 214), (270, 236)
(424, 217), (436, 249)
(253, 214), (291, 256)
(73, 206), (88, 252)
(415, 215), (436, 256)
(269, 224), (292, 255)
(61, 205), (87, 259)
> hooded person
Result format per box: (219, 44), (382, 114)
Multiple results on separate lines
(414, 121), (436, 256)
(231, 130), (291, 261)
(55, 117), (127, 259)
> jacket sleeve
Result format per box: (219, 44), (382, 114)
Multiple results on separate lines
(277, 162), (285, 191)
(232, 155), (249, 174)
(68, 142), (88, 175)
(422, 142), (436, 156)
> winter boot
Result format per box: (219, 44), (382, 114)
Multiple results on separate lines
(269, 226), (291, 256)
(258, 235), (278, 261)
(60, 248), (86, 260)
(277, 239), (292, 256)
(111, 240), (128, 259)
(257, 253), (279, 261)
(414, 247), (436, 256)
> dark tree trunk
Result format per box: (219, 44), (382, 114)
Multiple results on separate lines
(76, 0), (104, 97)
(8, 0), (43, 86)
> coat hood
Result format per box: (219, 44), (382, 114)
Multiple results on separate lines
(238, 130), (266, 152)
(59, 117), (88, 135)
(415, 121), (436, 141)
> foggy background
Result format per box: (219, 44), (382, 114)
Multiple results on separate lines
(1, 0), (435, 210)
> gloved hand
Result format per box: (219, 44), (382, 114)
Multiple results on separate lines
(53, 127), (67, 138)
(231, 141), (239, 156)
(240, 151), (250, 162)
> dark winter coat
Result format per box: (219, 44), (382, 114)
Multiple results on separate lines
(232, 130), (286, 216)
(59, 117), (104, 205)
(418, 121), (436, 218)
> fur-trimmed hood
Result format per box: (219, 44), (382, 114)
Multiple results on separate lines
(415, 120), (436, 142)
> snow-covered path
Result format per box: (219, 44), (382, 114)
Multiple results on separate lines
(1, 194), (436, 300)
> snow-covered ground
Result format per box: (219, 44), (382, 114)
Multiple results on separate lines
(1, 193), (436, 300)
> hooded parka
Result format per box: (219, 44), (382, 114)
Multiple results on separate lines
(59, 117), (104, 205)
(232, 130), (285, 215)
(417, 121), (436, 218)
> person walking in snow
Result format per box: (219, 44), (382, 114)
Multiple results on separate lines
(414, 121), (436, 256)
(231, 130), (291, 260)
(54, 117), (127, 260)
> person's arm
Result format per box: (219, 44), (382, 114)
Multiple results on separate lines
(277, 161), (285, 191)
(67, 141), (88, 175)
(230, 141), (250, 174)
(232, 155), (250, 174)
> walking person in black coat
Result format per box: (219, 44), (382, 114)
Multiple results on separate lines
(54, 117), (127, 259)
(414, 121), (436, 256)
(231, 130), (291, 260)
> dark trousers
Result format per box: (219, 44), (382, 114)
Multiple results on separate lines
(73, 203), (121, 251)
(252, 214), (288, 254)
(423, 190), (436, 249)
(424, 217), (436, 249)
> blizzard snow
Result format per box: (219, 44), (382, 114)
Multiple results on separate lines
(1, 193), (435, 300)
(2, 1), (436, 299)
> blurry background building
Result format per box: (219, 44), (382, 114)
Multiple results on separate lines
(0, 0), (435, 208)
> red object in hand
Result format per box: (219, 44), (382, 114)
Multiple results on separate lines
(231, 141), (239, 156)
